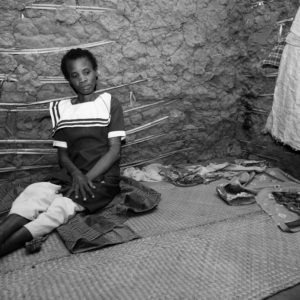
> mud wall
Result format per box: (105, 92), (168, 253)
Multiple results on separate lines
(0, 0), (298, 180)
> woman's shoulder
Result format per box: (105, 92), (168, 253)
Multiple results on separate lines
(49, 98), (72, 110)
(99, 92), (111, 100)
(94, 92), (111, 112)
(96, 92), (111, 105)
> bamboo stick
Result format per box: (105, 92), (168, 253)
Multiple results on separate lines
(0, 78), (153, 106)
(0, 140), (52, 144)
(0, 74), (68, 84)
(0, 165), (57, 173)
(39, 76), (67, 83)
(131, 126), (201, 144)
(263, 72), (278, 78)
(251, 108), (268, 113)
(39, 76), (65, 79)
(0, 149), (56, 155)
(127, 116), (169, 134)
(277, 17), (294, 24)
(124, 99), (178, 113)
(0, 152), (55, 155)
(124, 137), (185, 148)
(123, 133), (167, 147)
(0, 108), (49, 112)
(0, 74), (18, 82)
(125, 99), (167, 113)
(0, 40), (114, 55)
(0, 148), (55, 152)
(121, 147), (193, 168)
(39, 79), (68, 84)
(258, 93), (274, 97)
(25, 4), (116, 12)
(39, 81), (67, 84)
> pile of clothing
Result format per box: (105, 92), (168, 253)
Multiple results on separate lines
(123, 161), (300, 232)
(123, 160), (267, 188)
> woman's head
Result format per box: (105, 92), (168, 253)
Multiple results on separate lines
(61, 48), (98, 96)
(61, 48), (98, 80)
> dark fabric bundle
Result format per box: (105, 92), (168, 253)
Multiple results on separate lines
(56, 176), (161, 253)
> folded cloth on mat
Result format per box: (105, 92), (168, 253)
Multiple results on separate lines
(123, 163), (164, 182)
(256, 183), (300, 233)
(56, 176), (161, 253)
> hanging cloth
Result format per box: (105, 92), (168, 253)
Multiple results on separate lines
(261, 23), (286, 69)
(261, 40), (286, 69)
(264, 8), (300, 150)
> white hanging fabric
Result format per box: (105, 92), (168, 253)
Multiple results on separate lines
(264, 8), (300, 150)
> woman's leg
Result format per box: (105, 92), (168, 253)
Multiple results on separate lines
(24, 196), (84, 239)
(0, 214), (30, 244)
(0, 226), (32, 257)
(9, 182), (62, 221)
(0, 182), (62, 257)
(0, 196), (83, 258)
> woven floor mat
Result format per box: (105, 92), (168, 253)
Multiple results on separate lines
(0, 180), (261, 274)
(126, 181), (261, 236)
(0, 233), (69, 274)
(2, 213), (300, 300)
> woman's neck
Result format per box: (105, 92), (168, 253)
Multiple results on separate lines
(75, 93), (97, 104)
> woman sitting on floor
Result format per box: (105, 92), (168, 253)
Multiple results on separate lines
(0, 48), (125, 257)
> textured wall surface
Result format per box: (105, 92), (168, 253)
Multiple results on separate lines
(0, 0), (298, 180)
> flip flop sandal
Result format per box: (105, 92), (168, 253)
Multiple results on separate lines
(216, 184), (256, 206)
(25, 235), (49, 254)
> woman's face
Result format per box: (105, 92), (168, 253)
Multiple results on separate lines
(67, 57), (97, 96)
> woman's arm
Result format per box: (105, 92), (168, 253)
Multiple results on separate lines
(86, 137), (121, 181)
(57, 136), (121, 200)
(57, 148), (95, 201)
(57, 148), (80, 175)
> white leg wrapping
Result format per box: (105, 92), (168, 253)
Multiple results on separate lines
(24, 196), (84, 238)
(9, 182), (62, 220)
